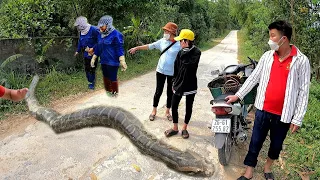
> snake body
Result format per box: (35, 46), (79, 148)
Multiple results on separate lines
(25, 75), (214, 176)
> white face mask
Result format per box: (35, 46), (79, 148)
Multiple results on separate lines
(77, 25), (86, 31)
(268, 36), (284, 51)
(163, 33), (170, 40)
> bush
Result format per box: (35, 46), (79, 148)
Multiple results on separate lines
(283, 81), (320, 179)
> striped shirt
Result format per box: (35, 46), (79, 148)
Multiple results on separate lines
(235, 46), (310, 126)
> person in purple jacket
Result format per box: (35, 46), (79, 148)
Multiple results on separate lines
(91, 15), (127, 97)
(74, 16), (100, 90)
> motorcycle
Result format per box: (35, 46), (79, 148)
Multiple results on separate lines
(208, 57), (258, 166)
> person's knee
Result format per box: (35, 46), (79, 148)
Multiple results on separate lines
(251, 135), (264, 145)
(167, 91), (173, 97)
(249, 136), (266, 154)
(268, 142), (283, 159)
(171, 103), (179, 110)
(186, 104), (193, 111)
(155, 89), (163, 96)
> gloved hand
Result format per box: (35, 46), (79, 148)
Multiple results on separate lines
(91, 55), (98, 68)
(119, 56), (127, 71)
(85, 46), (94, 56)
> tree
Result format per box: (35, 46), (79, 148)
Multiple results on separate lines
(0, 0), (235, 47)
(0, 0), (71, 38)
(229, 0), (319, 73)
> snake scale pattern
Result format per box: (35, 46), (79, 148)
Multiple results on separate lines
(25, 75), (214, 176)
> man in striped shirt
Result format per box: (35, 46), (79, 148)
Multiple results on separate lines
(227, 20), (311, 180)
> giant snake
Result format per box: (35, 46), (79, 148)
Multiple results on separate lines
(25, 75), (214, 176)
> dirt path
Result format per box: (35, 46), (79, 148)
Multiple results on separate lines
(0, 31), (265, 180)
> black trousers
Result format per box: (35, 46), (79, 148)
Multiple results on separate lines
(153, 72), (173, 109)
(84, 57), (98, 86)
(84, 57), (97, 74)
(171, 93), (195, 124)
(244, 109), (290, 167)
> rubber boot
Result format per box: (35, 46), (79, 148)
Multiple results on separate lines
(103, 77), (112, 95)
(110, 81), (119, 97)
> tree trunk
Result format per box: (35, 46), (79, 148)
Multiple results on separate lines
(290, 0), (296, 42)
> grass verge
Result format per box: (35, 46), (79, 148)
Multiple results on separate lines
(237, 29), (263, 64)
(280, 81), (320, 179)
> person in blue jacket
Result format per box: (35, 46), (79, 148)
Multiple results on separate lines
(74, 16), (100, 90)
(90, 15), (127, 97)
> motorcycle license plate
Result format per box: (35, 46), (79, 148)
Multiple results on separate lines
(211, 118), (231, 133)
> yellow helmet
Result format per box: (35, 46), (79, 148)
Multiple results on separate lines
(174, 29), (195, 41)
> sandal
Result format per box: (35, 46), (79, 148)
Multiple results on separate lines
(166, 114), (173, 121)
(149, 114), (156, 121)
(181, 130), (189, 139)
(264, 172), (274, 180)
(237, 176), (252, 180)
(164, 129), (179, 137)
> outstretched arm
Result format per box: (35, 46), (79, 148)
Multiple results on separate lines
(128, 45), (149, 54)
(129, 39), (162, 54)
(0, 86), (28, 102)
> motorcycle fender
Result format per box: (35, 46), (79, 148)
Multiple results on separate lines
(214, 133), (228, 149)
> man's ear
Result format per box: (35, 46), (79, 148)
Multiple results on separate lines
(283, 36), (288, 42)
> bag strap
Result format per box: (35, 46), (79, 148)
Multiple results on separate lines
(160, 41), (177, 56)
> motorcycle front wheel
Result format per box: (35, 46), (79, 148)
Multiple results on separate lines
(218, 133), (232, 166)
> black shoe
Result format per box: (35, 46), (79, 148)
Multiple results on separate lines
(264, 172), (274, 180)
(237, 176), (253, 180)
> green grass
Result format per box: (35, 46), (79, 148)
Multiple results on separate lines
(237, 28), (320, 179)
(238, 29), (263, 64)
(280, 81), (320, 179)
(0, 72), (31, 118)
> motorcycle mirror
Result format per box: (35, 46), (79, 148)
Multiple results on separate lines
(247, 57), (257, 69)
